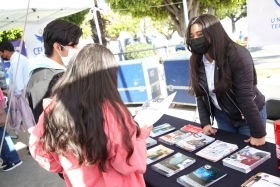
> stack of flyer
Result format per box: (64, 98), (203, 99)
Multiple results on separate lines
(146, 137), (157, 148)
(177, 164), (227, 187)
(222, 146), (271, 173)
(146, 144), (174, 165)
(176, 133), (215, 152)
(180, 124), (202, 134)
(149, 123), (176, 137)
(195, 140), (238, 162)
(158, 130), (191, 145)
(151, 153), (196, 177)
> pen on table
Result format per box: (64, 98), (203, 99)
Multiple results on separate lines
(244, 175), (261, 187)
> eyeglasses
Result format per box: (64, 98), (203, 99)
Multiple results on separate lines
(59, 43), (78, 50)
(59, 44), (69, 51)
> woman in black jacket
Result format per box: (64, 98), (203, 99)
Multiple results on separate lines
(186, 14), (267, 146)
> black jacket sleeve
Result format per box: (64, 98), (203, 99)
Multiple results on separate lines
(197, 96), (212, 127)
(229, 45), (266, 138)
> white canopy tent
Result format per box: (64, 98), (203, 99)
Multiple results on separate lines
(0, 0), (98, 163)
(0, 0), (94, 32)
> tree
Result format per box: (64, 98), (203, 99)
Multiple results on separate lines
(0, 27), (22, 42)
(58, 9), (93, 39)
(58, 9), (89, 26)
(106, 0), (244, 37)
(104, 12), (140, 40)
(216, 1), (247, 33)
(125, 42), (154, 60)
(151, 17), (176, 40)
(90, 10), (108, 45)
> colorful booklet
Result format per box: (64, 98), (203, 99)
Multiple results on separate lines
(176, 133), (215, 152)
(147, 144), (174, 165)
(241, 172), (280, 187)
(146, 137), (157, 148)
(151, 153), (196, 177)
(181, 124), (202, 134)
(177, 164), (227, 187)
(134, 92), (176, 128)
(150, 123), (176, 137)
(158, 130), (191, 145)
(195, 140), (238, 162)
(222, 146), (271, 173)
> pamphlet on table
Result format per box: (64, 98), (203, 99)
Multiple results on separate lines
(146, 137), (157, 148)
(177, 164), (227, 187)
(147, 144), (174, 165)
(158, 130), (191, 145)
(149, 123), (176, 137)
(195, 140), (238, 162)
(180, 124), (202, 134)
(176, 133), (215, 152)
(222, 146), (271, 173)
(151, 153), (196, 177)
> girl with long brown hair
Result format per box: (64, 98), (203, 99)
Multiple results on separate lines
(186, 14), (266, 146)
(29, 43), (152, 187)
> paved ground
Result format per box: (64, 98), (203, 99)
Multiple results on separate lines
(0, 46), (279, 187)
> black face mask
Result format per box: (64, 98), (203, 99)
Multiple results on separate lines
(190, 37), (210, 54)
(1, 57), (8, 61)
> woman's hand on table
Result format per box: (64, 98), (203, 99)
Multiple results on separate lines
(202, 124), (217, 135)
(244, 136), (266, 146)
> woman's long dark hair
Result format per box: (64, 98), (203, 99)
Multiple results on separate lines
(186, 14), (234, 97)
(40, 44), (140, 172)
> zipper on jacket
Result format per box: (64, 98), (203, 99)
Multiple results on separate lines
(226, 92), (247, 122)
(198, 82), (214, 125)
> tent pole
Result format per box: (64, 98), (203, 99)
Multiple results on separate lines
(182, 0), (189, 29)
(93, 7), (103, 45)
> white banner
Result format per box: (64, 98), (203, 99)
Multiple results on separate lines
(247, 0), (280, 47)
(24, 18), (53, 62)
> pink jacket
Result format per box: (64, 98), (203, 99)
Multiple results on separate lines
(8, 86), (35, 132)
(29, 99), (149, 187)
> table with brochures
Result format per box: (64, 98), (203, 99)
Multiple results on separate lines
(144, 114), (280, 187)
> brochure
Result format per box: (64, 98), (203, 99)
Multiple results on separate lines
(151, 153), (196, 177)
(147, 144), (174, 165)
(146, 137), (157, 148)
(134, 92), (176, 128)
(195, 140), (238, 162)
(181, 124), (202, 134)
(176, 133), (215, 152)
(177, 164), (227, 187)
(223, 146), (271, 173)
(158, 130), (191, 145)
(149, 123), (176, 137)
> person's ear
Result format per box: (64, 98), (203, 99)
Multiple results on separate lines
(207, 37), (211, 44)
(53, 42), (61, 54)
